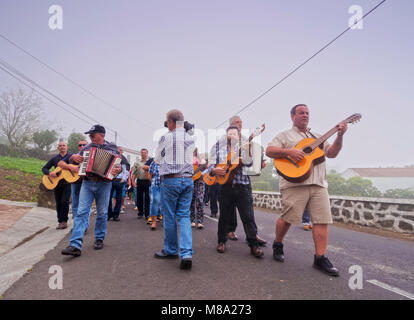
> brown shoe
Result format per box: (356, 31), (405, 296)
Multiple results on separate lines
(56, 223), (62, 230)
(227, 232), (238, 241)
(61, 222), (67, 229)
(151, 218), (157, 231)
(216, 243), (226, 253)
(250, 246), (264, 258)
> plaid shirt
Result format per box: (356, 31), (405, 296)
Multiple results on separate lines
(148, 161), (161, 187)
(154, 127), (194, 177)
(208, 136), (253, 185)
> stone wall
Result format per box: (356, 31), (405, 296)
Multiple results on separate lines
(252, 191), (414, 234)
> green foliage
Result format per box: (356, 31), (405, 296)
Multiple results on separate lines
(327, 170), (382, 198)
(0, 156), (45, 177)
(345, 176), (382, 197)
(33, 130), (58, 152)
(383, 188), (414, 199)
(5, 175), (19, 181)
(68, 132), (86, 153)
(250, 161), (279, 192)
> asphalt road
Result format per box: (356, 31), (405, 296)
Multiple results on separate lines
(3, 203), (414, 300)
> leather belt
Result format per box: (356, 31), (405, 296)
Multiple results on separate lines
(160, 173), (191, 182)
(163, 174), (185, 179)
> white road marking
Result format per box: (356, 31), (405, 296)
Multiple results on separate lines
(366, 280), (414, 300)
(205, 215), (219, 223)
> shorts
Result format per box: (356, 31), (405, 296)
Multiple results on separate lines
(280, 185), (332, 225)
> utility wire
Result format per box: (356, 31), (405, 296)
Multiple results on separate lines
(0, 64), (95, 127)
(0, 33), (152, 129)
(0, 58), (136, 146)
(215, 0), (387, 128)
(0, 57), (116, 133)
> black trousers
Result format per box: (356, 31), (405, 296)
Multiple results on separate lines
(136, 179), (151, 218)
(217, 184), (258, 247)
(53, 181), (71, 223)
(209, 184), (220, 215)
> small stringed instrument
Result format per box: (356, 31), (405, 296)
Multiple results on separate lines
(193, 164), (203, 181)
(273, 113), (361, 183)
(204, 124), (265, 186)
(42, 164), (80, 190)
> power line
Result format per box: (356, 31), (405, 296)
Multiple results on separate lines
(0, 58), (136, 146)
(0, 33), (152, 129)
(0, 64), (95, 127)
(215, 0), (387, 128)
(0, 57), (117, 133)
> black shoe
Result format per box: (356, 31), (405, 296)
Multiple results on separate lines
(94, 239), (104, 250)
(313, 255), (340, 277)
(113, 217), (120, 221)
(61, 245), (81, 257)
(256, 235), (267, 247)
(154, 250), (179, 259)
(272, 241), (285, 262)
(180, 258), (192, 270)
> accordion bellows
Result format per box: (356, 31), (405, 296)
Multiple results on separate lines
(79, 147), (122, 180)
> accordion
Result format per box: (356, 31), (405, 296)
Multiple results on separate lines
(79, 147), (122, 180)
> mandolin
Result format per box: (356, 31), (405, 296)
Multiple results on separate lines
(204, 124), (265, 186)
(273, 113), (361, 183)
(193, 164), (203, 181)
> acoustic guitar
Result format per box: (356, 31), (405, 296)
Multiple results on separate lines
(273, 113), (361, 183)
(203, 124), (265, 186)
(42, 165), (80, 190)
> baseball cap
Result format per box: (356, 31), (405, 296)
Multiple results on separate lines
(84, 125), (106, 135)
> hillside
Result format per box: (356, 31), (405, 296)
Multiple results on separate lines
(0, 156), (45, 202)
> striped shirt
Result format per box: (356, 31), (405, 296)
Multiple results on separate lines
(154, 127), (194, 177)
(208, 136), (253, 185)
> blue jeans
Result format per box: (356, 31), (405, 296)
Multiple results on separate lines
(161, 177), (193, 259)
(69, 180), (112, 250)
(302, 209), (311, 224)
(150, 185), (161, 218)
(71, 182), (90, 230)
(108, 180), (124, 219)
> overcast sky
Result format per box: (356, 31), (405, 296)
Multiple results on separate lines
(0, 0), (413, 172)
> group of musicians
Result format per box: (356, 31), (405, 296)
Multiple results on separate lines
(42, 104), (348, 276)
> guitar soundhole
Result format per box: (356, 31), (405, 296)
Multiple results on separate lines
(303, 147), (313, 154)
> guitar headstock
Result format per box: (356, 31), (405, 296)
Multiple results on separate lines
(345, 113), (362, 124)
(252, 123), (265, 137)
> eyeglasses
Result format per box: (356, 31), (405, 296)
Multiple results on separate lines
(78, 144), (86, 147)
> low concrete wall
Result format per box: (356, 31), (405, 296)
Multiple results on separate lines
(252, 191), (414, 234)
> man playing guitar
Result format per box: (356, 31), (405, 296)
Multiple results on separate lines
(209, 126), (264, 259)
(266, 104), (347, 276)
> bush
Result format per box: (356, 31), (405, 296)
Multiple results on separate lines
(0, 144), (51, 161)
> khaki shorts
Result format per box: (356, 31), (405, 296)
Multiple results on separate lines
(280, 185), (332, 225)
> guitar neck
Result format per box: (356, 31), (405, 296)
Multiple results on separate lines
(309, 126), (338, 150)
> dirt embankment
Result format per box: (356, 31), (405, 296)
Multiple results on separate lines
(0, 167), (41, 202)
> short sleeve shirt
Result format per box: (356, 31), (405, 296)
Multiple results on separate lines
(268, 126), (331, 190)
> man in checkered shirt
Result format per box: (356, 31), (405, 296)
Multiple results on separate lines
(208, 125), (264, 259)
(153, 109), (195, 270)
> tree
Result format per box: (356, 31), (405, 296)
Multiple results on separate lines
(327, 170), (347, 196)
(0, 87), (43, 147)
(383, 188), (414, 200)
(250, 160), (279, 192)
(68, 132), (86, 153)
(33, 130), (58, 152)
(344, 176), (382, 198)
